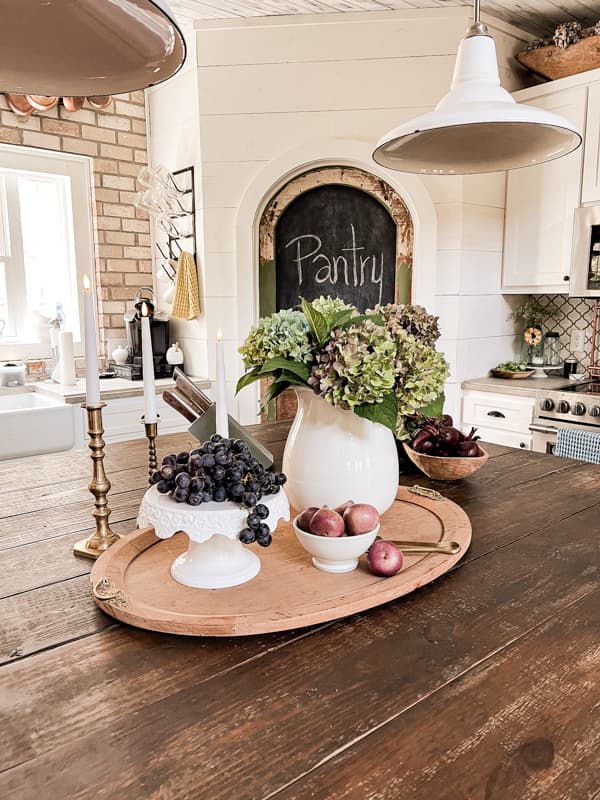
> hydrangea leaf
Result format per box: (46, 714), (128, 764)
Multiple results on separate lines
(259, 357), (310, 382)
(355, 392), (398, 433)
(417, 393), (445, 418)
(300, 298), (330, 346)
(236, 368), (262, 394)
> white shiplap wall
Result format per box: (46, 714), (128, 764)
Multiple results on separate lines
(149, 7), (529, 423)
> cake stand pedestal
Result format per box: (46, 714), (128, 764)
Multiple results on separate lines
(137, 487), (290, 589)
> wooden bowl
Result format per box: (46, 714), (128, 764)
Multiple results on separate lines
(402, 443), (488, 481)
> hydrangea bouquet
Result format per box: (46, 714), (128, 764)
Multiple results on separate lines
(237, 297), (449, 438)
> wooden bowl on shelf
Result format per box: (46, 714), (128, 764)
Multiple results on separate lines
(402, 443), (489, 481)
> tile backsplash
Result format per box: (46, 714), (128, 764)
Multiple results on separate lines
(537, 295), (597, 370)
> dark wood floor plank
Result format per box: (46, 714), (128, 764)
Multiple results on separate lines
(273, 590), (600, 800)
(0, 575), (111, 665)
(1, 503), (597, 798)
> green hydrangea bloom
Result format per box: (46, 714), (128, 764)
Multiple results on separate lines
(393, 329), (449, 422)
(308, 319), (396, 409)
(239, 309), (313, 369)
(310, 296), (358, 318)
(371, 303), (441, 347)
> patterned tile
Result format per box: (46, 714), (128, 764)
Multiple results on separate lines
(536, 294), (596, 370)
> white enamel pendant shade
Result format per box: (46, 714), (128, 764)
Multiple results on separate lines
(0, 0), (186, 96)
(373, 26), (582, 174)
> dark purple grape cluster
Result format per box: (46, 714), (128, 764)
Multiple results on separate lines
(151, 434), (287, 547)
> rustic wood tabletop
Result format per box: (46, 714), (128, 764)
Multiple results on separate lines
(0, 423), (598, 800)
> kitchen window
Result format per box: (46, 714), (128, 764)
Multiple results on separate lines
(0, 145), (95, 359)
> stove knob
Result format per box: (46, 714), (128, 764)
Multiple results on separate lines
(591, 406), (600, 418)
(541, 398), (555, 411)
(557, 400), (570, 414)
(573, 402), (587, 416)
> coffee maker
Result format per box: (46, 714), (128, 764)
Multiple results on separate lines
(111, 288), (175, 380)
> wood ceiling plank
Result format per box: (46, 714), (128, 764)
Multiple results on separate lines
(170, 0), (600, 39)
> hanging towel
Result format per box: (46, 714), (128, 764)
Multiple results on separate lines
(554, 427), (600, 464)
(171, 251), (201, 319)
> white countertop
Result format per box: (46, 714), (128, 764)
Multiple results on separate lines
(462, 374), (582, 397)
(28, 375), (211, 405)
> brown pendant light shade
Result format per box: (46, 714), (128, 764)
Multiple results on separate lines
(0, 0), (186, 96)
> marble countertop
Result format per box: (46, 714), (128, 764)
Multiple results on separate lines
(0, 375), (211, 404)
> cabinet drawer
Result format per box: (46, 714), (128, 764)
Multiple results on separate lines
(462, 391), (535, 433)
(473, 425), (532, 451)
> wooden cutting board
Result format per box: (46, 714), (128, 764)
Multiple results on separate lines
(90, 487), (471, 636)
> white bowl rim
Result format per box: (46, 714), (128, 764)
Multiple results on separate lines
(292, 515), (380, 540)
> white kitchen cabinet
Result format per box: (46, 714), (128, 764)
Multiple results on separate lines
(502, 85), (587, 294)
(76, 394), (192, 447)
(582, 81), (600, 204)
(462, 389), (535, 449)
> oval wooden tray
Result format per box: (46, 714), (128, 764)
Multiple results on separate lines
(90, 487), (471, 636)
(490, 369), (535, 379)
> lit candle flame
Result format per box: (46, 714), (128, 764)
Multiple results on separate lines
(216, 328), (223, 342)
(83, 274), (91, 291)
(140, 301), (149, 318)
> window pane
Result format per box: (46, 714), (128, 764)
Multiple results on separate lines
(0, 261), (14, 338)
(0, 177), (8, 258)
(17, 174), (81, 340)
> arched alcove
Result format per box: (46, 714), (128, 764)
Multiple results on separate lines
(258, 166), (414, 316)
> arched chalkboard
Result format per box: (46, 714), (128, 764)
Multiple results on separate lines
(274, 184), (396, 312)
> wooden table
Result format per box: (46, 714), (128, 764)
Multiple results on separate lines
(1, 424), (599, 800)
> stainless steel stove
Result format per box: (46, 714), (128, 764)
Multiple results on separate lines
(531, 381), (600, 454)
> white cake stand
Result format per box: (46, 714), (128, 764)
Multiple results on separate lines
(137, 486), (290, 589)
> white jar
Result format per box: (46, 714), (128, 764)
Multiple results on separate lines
(166, 342), (184, 365)
(111, 345), (129, 364)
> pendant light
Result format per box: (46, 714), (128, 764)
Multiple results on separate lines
(372, 0), (582, 174)
(0, 0), (186, 97)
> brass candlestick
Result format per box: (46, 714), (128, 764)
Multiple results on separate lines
(74, 402), (120, 559)
(143, 415), (159, 484)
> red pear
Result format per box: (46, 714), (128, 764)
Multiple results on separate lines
(334, 500), (354, 515)
(309, 507), (345, 537)
(296, 506), (319, 532)
(367, 540), (403, 577)
(343, 503), (380, 536)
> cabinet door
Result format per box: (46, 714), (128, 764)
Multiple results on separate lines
(502, 85), (586, 294)
(582, 81), (600, 204)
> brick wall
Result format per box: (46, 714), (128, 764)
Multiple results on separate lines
(0, 91), (152, 360)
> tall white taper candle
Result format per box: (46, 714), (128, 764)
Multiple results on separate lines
(215, 328), (229, 437)
(82, 274), (100, 404)
(140, 301), (157, 423)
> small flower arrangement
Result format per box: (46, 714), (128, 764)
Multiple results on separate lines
(237, 296), (449, 438)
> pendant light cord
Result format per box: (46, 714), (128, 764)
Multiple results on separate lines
(474, 0), (480, 23)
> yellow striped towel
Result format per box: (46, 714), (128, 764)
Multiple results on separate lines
(171, 251), (201, 319)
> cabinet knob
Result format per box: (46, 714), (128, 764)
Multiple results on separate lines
(519, 442), (526, 448)
(563, 275), (570, 282)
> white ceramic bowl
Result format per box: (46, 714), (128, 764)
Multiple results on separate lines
(293, 516), (379, 574)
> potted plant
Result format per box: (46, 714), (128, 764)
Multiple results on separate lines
(237, 297), (449, 514)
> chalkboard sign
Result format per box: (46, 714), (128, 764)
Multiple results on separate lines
(274, 184), (396, 312)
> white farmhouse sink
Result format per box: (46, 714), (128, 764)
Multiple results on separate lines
(0, 392), (75, 460)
